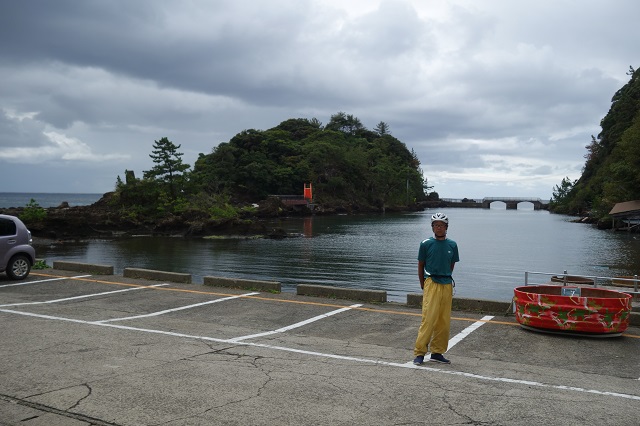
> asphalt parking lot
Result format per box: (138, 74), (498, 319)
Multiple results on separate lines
(1, 270), (639, 425)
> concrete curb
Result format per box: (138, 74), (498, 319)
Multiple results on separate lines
(52, 261), (114, 275)
(297, 284), (386, 303)
(453, 297), (512, 314)
(407, 293), (513, 314)
(203, 276), (281, 292)
(123, 267), (191, 284)
(406, 293), (422, 308)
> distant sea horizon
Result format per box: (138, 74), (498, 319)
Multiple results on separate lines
(0, 192), (104, 208)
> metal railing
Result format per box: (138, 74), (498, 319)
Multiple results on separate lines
(440, 198), (483, 203)
(438, 198), (552, 204)
(524, 270), (639, 296)
(483, 197), (547, 203)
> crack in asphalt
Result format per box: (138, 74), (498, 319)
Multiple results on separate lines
(66, 383), (92, 411)
(0, 392), (120, 426)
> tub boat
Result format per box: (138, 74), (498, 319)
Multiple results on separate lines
(513, 285), (632, 336)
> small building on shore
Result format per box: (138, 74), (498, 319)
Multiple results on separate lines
(609, 200), (640, 232)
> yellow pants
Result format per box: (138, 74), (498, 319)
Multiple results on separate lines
(414, 277), (453, 356)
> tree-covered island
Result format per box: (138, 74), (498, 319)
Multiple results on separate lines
(10, 112), (437, 239)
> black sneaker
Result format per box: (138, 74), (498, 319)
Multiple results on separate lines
(429, 353), (450, 364)
(413, 355), (424, 365)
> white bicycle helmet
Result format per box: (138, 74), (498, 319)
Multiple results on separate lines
(431, 212), (449, 224)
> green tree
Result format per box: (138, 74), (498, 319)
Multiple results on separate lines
(144, 137), (191, 200)
(550, 177), (576, 207)
(423, 176), (434, 197)
(19, 199), (47, 223)
(600, 114), (640, 206)
(375, 121), (390, 136)
(325, 112), (364, 135)
(191, 113), (428, 210)
(551, 66), (640, 217)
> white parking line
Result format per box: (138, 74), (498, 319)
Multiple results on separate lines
(417, 315), (495, 357)
(0, 275), (92, 288)
(0, 284), (168, 307)
(95, 292), (260, 323)
(1, 307), (637, 402)
(229, 303), (363, 342)
(448, 315), (494, 350)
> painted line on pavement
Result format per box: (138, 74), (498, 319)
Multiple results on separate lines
(229, 303), (363, 342)
(0, 284), (168, 307)
(448, 315), (494, 350)
(0, 275), (93, 288)
(95, 292), (260, 323)
(0, 307), (638, 402)
(421, 315), (494, 357)
(17, 274), (640, 340)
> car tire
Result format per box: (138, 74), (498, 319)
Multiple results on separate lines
(7, 254), (31, 280)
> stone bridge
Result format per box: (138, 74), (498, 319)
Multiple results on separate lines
(482, 197), (549, 210)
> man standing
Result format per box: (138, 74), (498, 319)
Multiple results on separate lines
(413, 212), (459, 365)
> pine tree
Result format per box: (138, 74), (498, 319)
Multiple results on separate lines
(144, 137), (191, 200)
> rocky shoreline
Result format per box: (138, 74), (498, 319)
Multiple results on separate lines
(0, 192), (436, 242)
(1, 200), (285, 242)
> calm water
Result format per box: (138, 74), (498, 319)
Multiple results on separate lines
(0, 192), (103, 208)
(33, 205), (640, 303)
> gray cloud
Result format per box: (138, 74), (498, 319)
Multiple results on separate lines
(0, 0), (638, 198)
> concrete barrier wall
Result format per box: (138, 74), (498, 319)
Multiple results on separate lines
(408, 293), (512, 314)
(406, 293), (422, 308)
(203, 276), (281, 292)
(123, 268), (191, 284)
(52, 261), (114, 275)
(297, 284), (386, 303)
(453, 297), (512, 314)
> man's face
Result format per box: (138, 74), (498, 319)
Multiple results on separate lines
(431, 221), (447, 238)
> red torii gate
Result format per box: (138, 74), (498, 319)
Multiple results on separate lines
(278, 183), (313, 206)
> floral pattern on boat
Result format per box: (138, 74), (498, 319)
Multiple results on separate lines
(513, 285), (632, 334)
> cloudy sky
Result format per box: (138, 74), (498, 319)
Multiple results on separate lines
(1, 1), (638, 199)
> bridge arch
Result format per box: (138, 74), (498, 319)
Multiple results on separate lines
(482, 197), (549, 210)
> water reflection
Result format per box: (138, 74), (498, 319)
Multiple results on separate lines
(35, 208), (640, 303)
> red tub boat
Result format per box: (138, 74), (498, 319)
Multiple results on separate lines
(513, 285), (632, 335)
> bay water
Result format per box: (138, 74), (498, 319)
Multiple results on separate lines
(31, 204), (640, 303)
(0, 192), (103, 208)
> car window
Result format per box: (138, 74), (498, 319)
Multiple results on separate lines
(0, 218), (17, 237)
